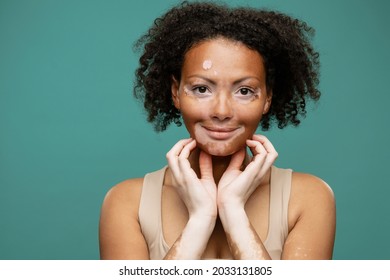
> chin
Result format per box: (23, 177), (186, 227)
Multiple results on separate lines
(197, 141), (243, 157)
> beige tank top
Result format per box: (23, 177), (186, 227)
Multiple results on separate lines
(138, 165), (292, 260)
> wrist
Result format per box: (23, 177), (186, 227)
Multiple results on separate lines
(218, 197), (245, 217)
(217, 189), (245, 211)
(188, 213), (216, 232)
(189, 204), (218, 221)
(218, 204), (247, 230)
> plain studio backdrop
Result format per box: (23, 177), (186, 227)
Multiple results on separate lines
(1, 0), (389, 259)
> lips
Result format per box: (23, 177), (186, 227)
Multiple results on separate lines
(202, 125), (239, 140)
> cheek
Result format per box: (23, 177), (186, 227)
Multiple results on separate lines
(180, 103), (206, 133)
(179, 98), (263, 155)
(236, 109), (263, 132)
(194, 125), (206, 146)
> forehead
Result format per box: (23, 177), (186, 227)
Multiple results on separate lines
(182, 38), (265, 78)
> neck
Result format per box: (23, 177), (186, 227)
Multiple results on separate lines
(188, 148), (250, 184)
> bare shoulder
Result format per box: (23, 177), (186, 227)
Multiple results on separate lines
(288, 172), (335, 228)
(99, 177), (149, 259)
(292, 172), (334, 197)
(292, 172), (334, 203)
(282, 171), (336, 259)
(102, 177), (144, 211)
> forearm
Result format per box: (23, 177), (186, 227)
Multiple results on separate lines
(219, 206), (271, 260)
(163, 216), (215, 260)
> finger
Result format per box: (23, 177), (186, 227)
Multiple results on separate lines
(177, 139), (196, 172)
(247, 138), (259, 156)
(246, 139), (276, 182)
(246, 139), (267, 157)
(178, 139), (197, 159)
(166, 138), (193, 160)
(252, 135), (278, 157)
(199, 151), (214, 180)
(166, 138), (193, 175)
(244, 140), (268, 179)
(226, 148), (246, 171)
(252, 135), (278, 167)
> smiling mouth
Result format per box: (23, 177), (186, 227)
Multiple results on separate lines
(202, 126), (239, 140)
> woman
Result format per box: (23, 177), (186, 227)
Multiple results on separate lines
(99, 2), (336, 260)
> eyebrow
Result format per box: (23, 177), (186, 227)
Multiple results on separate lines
(186, 75), (262, 85)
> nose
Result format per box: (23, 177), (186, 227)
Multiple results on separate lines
(210, 93), (233, 121)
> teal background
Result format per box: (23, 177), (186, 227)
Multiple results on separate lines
(1, 0), (389, 259)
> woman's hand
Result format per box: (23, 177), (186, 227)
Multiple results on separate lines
(164, 138), (217, 259)
(166, 138), (217, 220)
(217, 134), (278, 209)
(217, 135), (278, 259)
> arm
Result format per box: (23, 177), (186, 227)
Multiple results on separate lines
(163, 216), (215, 259)
(218, 135), (277, 259)
(219, 172), (336, 260)
(164, 139), (217, 259)
(99, 139), (217, 260)
(219, 207), (271, 259)
(98, 168), (214, 260)
(281, 173), (336, 259)
(99, 178), (150, 259)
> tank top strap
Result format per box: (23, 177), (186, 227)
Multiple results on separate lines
(264, 165), (292, 259)
(138, 166), (169, 259)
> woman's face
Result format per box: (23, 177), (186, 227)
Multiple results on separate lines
(172, 38), (271, 156)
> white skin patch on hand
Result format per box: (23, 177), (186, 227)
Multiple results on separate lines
(202, 60), (212, 70)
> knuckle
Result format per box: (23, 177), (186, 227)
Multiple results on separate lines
(178, 156), (185, 163)
(166, 152), (176, 161)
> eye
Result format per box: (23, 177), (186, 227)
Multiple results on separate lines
(237, 87), (255, 96)
(239, 88), (251, 95)
(196, 86), (208, 93)
(192, 86), (211, 95)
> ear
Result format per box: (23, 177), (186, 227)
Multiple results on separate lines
(171, 76), (181, 110)
(263, 91), (272, 114)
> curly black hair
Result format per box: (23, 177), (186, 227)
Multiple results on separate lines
(133, 1), (320, 132)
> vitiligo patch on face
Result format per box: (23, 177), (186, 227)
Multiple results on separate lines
(202, 60), (212, 70)
(183, 86), (191, 96)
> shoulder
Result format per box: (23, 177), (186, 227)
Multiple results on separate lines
(282, 171), (336, 259)
(101, 177), (144, 215)
(288, 171), (335, 227)
(99, 177), (149, 259)
(291, 172), (334, 203)
(100, 177), (145, 231)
